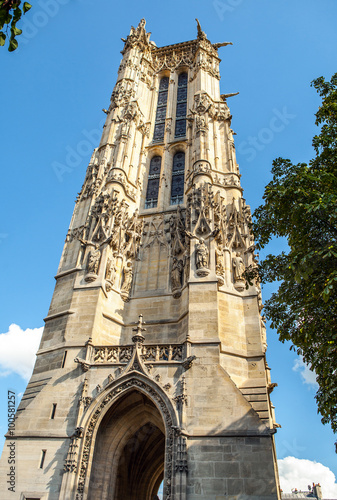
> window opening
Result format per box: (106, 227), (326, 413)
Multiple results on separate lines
(50, 403), (57, 420)
(145, 156), (162, 209)
(39, 450), (46, 469)
(175, 73), (188, 138)
(153, 77), (169, 142)
(61, 350), (67, 368)
(170, 152), (185, 205)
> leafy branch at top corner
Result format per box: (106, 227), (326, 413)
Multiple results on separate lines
(0, 0), (32, 52)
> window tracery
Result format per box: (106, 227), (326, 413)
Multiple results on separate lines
(175, 73), (188, 138)
(145, 156), (162, 209)
(153, 77), (169, 142)
(170, 152), (185, 205)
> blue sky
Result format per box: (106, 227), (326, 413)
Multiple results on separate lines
(1, 0), (337, 495)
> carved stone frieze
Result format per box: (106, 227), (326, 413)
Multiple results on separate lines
(213, 172), (241, 188)
(152, 45), (195, 72)
(91, 343), (184, 365)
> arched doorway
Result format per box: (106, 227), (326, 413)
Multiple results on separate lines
(87, 390), (165, 500)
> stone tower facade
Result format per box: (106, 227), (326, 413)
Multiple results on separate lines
(1, 19), (280, 500)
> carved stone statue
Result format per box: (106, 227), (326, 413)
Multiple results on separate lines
(232, 252), (245, 281)
(77, 241), (102, 282)
(195, 238), (209, 269)
(105, 256), (116, 292)
(87, 245), (101, 274)
(171, 257), (184, 297)
(121, 261), (133, 300)
(184, 229), (218, 277)
(215, 244), (225, 286)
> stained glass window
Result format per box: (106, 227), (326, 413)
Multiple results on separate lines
(170, 152), (185, 205)
(153, 77), (169, 142)
(175, 73), (188, 138)
(145, 156), (162, 209)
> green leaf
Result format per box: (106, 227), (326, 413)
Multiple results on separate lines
(23, 2), (32, 13)
(8, 38), (18, 52)
(11, 26), (22, 36)
(0, 31), (6, 46)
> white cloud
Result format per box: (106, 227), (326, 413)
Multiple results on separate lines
(278, 456), (337, 498)
(293, 356), (318, 389)
(0, 324), (43, 380)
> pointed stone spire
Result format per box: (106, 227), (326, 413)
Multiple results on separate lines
(195, 18), (207, 41)
(132, 314), (146, 344)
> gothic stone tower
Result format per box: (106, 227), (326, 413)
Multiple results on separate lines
(1, 19), (280, 500)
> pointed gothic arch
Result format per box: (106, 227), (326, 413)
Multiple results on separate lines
(75, 372), (178, 500)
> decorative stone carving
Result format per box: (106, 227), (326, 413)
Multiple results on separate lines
(64, 436), (80, 473)
(110, 81), (136, 109)
(175, 435), (188, 473)
(74, 357), (91, 372)
(137, 120), (150, 137)
(105, 256), (116, 292)
(171, 257), (184, 298)
(185, 230), (217, 277)
(123, 209), (144, 260)
(215, 243), (225, 286)
(65, 225), (86, 243)
(152, 46), (195, 72)
(121, 260), (133, 301)
(121, 18), (152, 54)
(174, 375), (187, 408)
(86, 244), (101, 279)
(78, 378), (92, 411)
(182, 355), (196, 370)
(233, 252), (245, 291)
(195, 238), (209, 271)
(76, 377), (175, 500)
(143, 216), (167, 248)
(142, 344), (183, 362)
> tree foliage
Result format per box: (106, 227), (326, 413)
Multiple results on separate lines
(251, 73), (337, 434)
(0, 0), (31, 51)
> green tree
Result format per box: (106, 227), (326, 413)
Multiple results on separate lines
(251, 73), (337, 436)
(0, 0), (31, 51)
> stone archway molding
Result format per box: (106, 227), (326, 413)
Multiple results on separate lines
(74, 371), (179, 500)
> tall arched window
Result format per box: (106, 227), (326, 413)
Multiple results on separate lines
(145, 156), (162, 209)
(174, 73), (188, 138)
(170, 152), (185, 205)
(153, 77), (169, 142)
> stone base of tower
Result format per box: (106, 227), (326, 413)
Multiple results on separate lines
(0, 333), (280, 500)
(186, 436), (278, 499)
